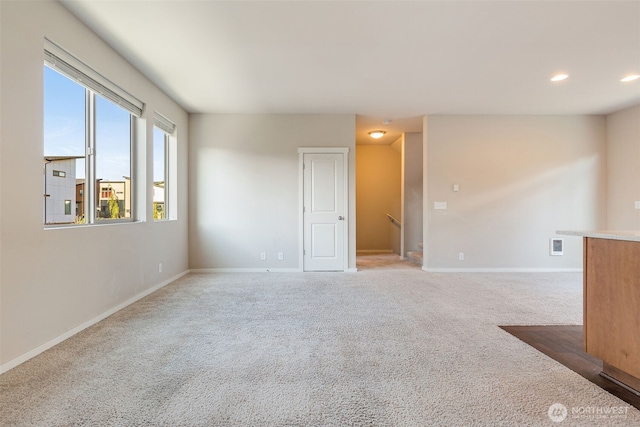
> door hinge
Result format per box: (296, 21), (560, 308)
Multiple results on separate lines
(303, 249), (306, 255)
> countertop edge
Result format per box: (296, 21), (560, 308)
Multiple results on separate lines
(556, 230), (640, 242)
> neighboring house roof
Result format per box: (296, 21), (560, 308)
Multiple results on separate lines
(44, 156), (84, 162)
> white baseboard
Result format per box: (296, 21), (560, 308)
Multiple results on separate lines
(422, 267), (583, 273)
(190, 268), (303, 273)
(0, 270), (189, 375)
(356, 249), (393, 254)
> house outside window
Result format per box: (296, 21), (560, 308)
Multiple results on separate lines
(44, 157), (79, 224)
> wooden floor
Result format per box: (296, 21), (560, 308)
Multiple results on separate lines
(500, 325), (640, 410)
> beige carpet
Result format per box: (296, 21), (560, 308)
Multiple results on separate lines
(1, 257), (638, 426)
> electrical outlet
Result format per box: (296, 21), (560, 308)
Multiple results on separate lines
(278, 252), (284, 260)
(158, 263), (163, 273)
(458, 253), (464, 261)
(260, 252), (266, 260)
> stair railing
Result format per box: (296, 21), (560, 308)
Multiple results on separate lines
(386, 213), (401, 227)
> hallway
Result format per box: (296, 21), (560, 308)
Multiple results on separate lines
(356, 253), (420, 271)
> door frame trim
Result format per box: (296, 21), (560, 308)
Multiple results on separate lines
(298, 147), (350, 272)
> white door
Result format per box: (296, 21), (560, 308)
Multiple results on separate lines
(303, 153), (346, 271)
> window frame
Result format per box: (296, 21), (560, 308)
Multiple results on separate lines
(43, 39), (144, 227)
(152, 111), (176, 222)
(152, 129), (170, 221)
(84, 90), (136, 224)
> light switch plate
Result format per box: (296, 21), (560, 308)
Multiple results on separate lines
(434, 202), (447, 210)
(635, 201), (640, 210)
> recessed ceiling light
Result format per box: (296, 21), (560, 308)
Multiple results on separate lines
(621, 74), (640, 82)
(551, 74), (569, 82)
(369, 130), (386, 139)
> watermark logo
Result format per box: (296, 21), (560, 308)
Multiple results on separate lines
(548, 403), (568, 422)
(548, 403), (630, 422)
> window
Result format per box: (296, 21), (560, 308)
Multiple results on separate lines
(152, 126), (166, 220)
(153, 112), (176, 221)
(43, 39), (144, 226)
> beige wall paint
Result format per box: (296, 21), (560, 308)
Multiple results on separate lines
(606, 104), (640, 229)
(355, 144), (401, 253)
(424, 115), (607, 270)
(188, 114), (356, 271)
(0, 1), (189, 368)
(390, 138), (403, 255)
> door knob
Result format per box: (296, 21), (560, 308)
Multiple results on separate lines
(338, 216), (344, 220)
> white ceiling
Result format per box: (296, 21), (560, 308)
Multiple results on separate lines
(60, 0), (640, 145)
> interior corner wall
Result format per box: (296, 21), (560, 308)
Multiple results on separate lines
(188, 114), (356, 271)
(355, 144), (401, 253)
(402, 132), (423, 255)
(606, 104), (640, 229)
(424, 115), (607, 270)
(0, 1), (189, 369)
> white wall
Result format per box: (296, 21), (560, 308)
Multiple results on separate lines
(606, 104), (640, 229)
(424, 115), (607, 270)
(189, 114), (356, 271)
(0, 1), (189, 369)
(402, 132), (423, 255)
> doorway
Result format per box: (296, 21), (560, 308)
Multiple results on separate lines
(355, 131), (423, 265)
(355, 142), (402, 255)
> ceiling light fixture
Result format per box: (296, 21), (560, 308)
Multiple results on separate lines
(551, 74), (569, 82)
(621, 74), (640, 82)
(369, 130), (386, 139)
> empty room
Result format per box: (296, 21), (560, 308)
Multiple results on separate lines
(1, 0), (639, 425)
